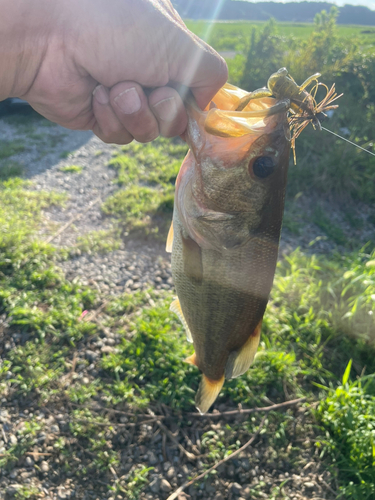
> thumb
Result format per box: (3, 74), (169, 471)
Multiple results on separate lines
(169, 30), (228, 110)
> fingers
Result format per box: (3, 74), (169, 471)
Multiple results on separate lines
(92, 82), (188, 144)
(110, 82), (159, 143)
(149, 86), (187, 138)
(92, 85), (133, 144)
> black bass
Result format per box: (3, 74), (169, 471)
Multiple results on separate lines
(166, 83), (291, 413)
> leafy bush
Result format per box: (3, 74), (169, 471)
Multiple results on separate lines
(316, 360), (375, 500)
(237, 8), (375, 204)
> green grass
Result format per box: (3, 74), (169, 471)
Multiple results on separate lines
(76, 229), (122, 254)
(312, 206), (347, 245)
(1, 134), (375, 496)
(0, 161), (24, 180)
(103, 137), (187, 237)
(186, 20), (375, 52)
(316, 360), (375, 499)
(0, 140), (25, 159)
(59, 164), (83, 173)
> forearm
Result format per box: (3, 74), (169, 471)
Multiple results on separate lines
(0, 0), (54, 100)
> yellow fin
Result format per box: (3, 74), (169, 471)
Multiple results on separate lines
(184, 352), (197, 366)
(195, 374), (225, 414)
(170, 298), (193, 343)
(166, 221), (173, 253)
(225, 321), (262, 379)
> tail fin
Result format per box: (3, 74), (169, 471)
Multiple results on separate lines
(195, 374), (225, 414)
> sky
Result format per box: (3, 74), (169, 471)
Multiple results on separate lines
(263, 0), (375, 9)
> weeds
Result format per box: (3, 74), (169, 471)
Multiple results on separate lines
(316, 360), (375, 499)
(76, 228), (122, 254)
(0, 161), (24, 180)
(103, 137), (186, 237)
(59, 165), (83, 173)
(0, 140), (25, 159)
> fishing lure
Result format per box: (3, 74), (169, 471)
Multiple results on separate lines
(235, 67), (342, 163)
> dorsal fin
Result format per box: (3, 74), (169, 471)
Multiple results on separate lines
(166, 221), (174, 253)
(225, 321), (262, 379)
(170, 298), (193, 343)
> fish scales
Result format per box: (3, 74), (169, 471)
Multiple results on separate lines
(167, 83), (291, 413)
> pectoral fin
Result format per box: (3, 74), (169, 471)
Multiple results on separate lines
(166, 221), (173, 253)
(170, 298), (193, 343)
(225, 321), (262, 379)
(184, 352), (198, 366)
(195, 374), (225, 414)
(182, 233), (203, 282)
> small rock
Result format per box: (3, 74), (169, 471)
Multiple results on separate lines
(230, 482), (242, 496)
(213, 493), (224, 500)
(147, 451), (158, 465)
(6, 484), (22, 497)
(85, 350), (99, 362)
(160, 479), (172, 492)
(50, 424), (60, 434)
(40, 460), (49, 473)
(177, 494), (190, 500)
(9, 434), (18, 445)
(226, 464), (235, 477)
(166, 466), (176, 480)
(25, 456), (34, 467)
(9, 470), (18, 479)
(304, 481), (315, 489)
(101, 345), (117, 354)
(149, 478), (160, 493)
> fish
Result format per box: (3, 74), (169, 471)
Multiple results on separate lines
(166, 83), (291, 413)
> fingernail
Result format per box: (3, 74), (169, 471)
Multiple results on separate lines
(93, 85), (109, 105)
(114, 87), (141, 114)
(153, 97), (177, 122)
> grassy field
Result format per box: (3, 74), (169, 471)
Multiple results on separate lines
(186, 20), (375, 51)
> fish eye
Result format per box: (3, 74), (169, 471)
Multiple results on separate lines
(252, 156), (275, 178)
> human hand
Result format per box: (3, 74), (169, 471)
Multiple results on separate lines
(0, 0), (227, 143)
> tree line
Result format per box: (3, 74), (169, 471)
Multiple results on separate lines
(172, 0), (375, 26)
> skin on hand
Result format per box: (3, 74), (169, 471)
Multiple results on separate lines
(0, 0), (228, 144)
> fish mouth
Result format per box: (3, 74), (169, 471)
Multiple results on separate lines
(188, 83), (290, 139)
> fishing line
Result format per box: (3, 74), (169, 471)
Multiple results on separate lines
(322, 126), (375, 158)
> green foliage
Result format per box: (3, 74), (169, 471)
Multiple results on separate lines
(0, 140), (25, 159)
(0, 418), (44, 469)
(70, 409), (119, 471)
(104, 137), (187, 237)
(0, 161), (24, 180)
(230, 9), (375, 204)
(124, 466), (153, 500)
(312, 206), (346, 245)
(59, 164), (83, 173)
(316, 361), (375, 499)
(101, 295), (197, 409)
(240, 19), (287, 91)
(76, 228), (121, 254)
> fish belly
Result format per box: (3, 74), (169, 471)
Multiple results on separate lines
(171, 210), (278, 382)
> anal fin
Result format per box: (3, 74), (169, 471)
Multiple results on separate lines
(225, 321), (262, 379)
(170, 298), (193, 343)
(195, 374), (225, 414)
(166, 221), (173, 253)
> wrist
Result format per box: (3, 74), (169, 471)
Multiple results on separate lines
(0, 0), (55, 100)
